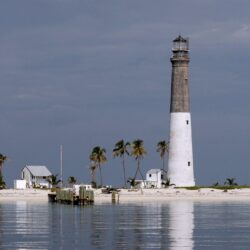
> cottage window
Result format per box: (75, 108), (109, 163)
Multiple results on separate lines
(186, 120), (189, 125)
(188, 161), (191, 166)
(149, 174), (152, 177)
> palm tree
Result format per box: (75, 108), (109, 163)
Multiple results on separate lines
(131, 139), (147, 183)
(0, 154), (7, 189)
(89, 146), (107, 187)
(113, 140), (130, 188)
(68, 176), (77, 187)
(224, 178), (238, 186)
(156, 140), (169, 172)
(48, 174), (61, 188)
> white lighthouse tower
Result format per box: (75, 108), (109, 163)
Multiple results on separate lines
(167, 36), (195, 187)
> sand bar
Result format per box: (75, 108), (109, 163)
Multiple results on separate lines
(0, 189), (50, 201)
(94, 188), (250, 203)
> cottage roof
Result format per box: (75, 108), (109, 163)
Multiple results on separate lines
(147, 169), (162, 175)
(25, 165), (52, 177)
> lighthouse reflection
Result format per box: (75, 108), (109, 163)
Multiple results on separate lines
(169, 200), (194, 250)
(110, 200), (194, 249)
(141, 200), (194, 249)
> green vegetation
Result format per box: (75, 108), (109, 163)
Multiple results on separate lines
(209, 185), (250, 190)
(224, 178), (238, 186)
(48, 174), (61, 188)
(127, 177), (136, 188)
(184, 186), (201, 190)
(0, 153), (7, 189)
(68, 176), (77, 186)
(113, 140), (130, 188)
(50, 186), (60, 192)
(175, 186), (200, 190)
(162, 177), (172, 187)
(177, 178), (250, 191)
(0, 175), (6, 189)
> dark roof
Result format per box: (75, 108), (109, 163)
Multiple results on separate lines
(173, 35), (187, 42)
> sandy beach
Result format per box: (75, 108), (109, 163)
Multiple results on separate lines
(94, 188), (250, 203)
(0, 189), (50, 201)
(1, 188), (250, 203)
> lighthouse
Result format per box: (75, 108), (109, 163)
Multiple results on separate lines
(167, 36), (195, 187)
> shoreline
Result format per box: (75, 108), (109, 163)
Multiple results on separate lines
(1, 188), (250, 203)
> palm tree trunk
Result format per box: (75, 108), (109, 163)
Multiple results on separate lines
(99, 163), (103, 187)
(162, 156), (165, 171)
(0, 165), (3, 179)
(0, 165), (4, 186)
(122, 155), (127, 188)
(91, 167), (97, 188)
(138, 166), (146, 188)
(134, 158), (140, 180)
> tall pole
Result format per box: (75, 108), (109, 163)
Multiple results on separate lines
(60, 145), (63, 188)
(167, 36), (195, 187)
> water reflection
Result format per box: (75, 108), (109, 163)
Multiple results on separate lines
(169, 200), (194, 250)
(0, 203), (4, 249)
(109, 201), (194, 249)
(0, 201), (50, 249)
(49, 201), (193, 249)
(0, 200), (195, 249)
(2, 199), (250, 249)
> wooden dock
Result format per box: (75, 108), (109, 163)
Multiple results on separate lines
(48, 187), (94, 205)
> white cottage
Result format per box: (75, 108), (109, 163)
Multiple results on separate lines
(132, 169), (167, 189)
(146, 169), (166, 188)
(21, 165), (52, 188)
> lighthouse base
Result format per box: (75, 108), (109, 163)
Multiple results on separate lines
(167, 112), (195, 187)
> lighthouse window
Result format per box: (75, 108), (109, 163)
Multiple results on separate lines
(188, 161), (191, 166)
(186, 120), (189, 125)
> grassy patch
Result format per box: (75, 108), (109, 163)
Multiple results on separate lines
(175, 186), (201, 190)
(185, 186), (201, 190)
(176, 185), (250, 190)
(209, 185), (250, 190)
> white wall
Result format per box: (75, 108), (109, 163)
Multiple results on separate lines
(21, 168), (32, 188)
(14, 180), (26, 189)
(167, 113), (195, 186)
(146, 171), (162, 188)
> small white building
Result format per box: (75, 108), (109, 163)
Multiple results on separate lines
(14, 179), (27, 189)
(131, 169), (167, 189)
(145, 169), (166, 188)
(21, 165), (52, 188)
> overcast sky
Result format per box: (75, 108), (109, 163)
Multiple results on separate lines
(1, 0), (250, 187)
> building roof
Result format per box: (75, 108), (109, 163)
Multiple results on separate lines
(24, 165), (52, 177)
(147, 169), (162, 175)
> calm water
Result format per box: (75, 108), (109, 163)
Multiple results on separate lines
(0, 200), (250, 249)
